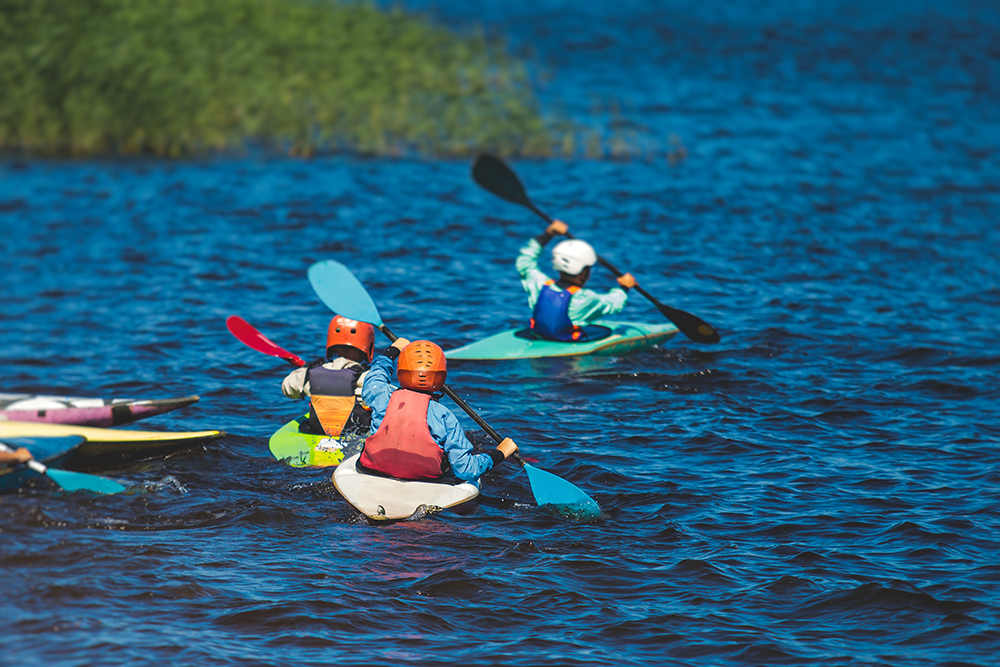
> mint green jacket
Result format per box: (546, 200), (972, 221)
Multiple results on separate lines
(516, 238), (629, 325)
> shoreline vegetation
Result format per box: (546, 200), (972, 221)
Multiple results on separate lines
(0, 0), (677, 161)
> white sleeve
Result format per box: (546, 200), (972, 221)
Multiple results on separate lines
(281, 367), (309, 399)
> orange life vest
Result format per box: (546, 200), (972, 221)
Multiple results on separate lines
(306, 366), (369, 437)
(358, 389), (444, 480)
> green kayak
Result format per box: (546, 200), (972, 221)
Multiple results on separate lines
(268, 414), (364, 468)
(444, 320), (679, 360)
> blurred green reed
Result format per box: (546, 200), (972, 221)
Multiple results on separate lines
(0, 0), (572, 157)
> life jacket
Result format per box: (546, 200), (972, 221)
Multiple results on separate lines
(358, 389), (444, 481)
(530, 280), (583, 341)
(304, 366), (370, 437)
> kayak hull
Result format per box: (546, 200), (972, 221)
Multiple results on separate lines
(0, 394), (199, 427)
(268, 414), (362, 468)
(444, 320), (678, 360)
(333, 453), (480, 521)
(0, 421), (224, 472)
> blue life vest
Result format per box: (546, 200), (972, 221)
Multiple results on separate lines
(530, 281), (583, 341)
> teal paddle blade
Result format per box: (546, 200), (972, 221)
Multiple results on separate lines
(307, 260), (384, 328)
(39, 466), (126, 495)
(522, 462), (601, 519)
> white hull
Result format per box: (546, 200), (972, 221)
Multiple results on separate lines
(333, 453), (479, 521)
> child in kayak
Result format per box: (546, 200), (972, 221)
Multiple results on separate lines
(359, 338), (518, 482)
(516, 220), (637, 341)
(281, 315), (374, 438)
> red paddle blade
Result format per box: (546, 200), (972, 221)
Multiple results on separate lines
(226, 316), (305, 367)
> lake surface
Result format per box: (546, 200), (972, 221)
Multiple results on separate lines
(2, 1), (999, 665)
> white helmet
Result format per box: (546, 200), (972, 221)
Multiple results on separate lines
(551, 239), (597, 276)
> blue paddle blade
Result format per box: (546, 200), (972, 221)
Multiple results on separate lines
(522, 462), (601, 519)
(308, 260), (384, 328)
(44, 468), (126, 495)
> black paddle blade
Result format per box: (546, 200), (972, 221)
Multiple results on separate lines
(657, 300), (721, 344)
(472, 155), (532, 207)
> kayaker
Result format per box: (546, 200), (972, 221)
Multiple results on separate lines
(516, 220), (638, 341)
(281, 315), (374, 437)
(359, 338), (518, 482)
(0, 445), (33, 464)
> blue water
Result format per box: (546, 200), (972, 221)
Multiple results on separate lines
(3, 1), (999, 665)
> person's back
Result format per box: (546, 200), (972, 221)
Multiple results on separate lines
(515, 220), (637, 341)
(281, 315), (375, 437)
(359, 338), (517, 482)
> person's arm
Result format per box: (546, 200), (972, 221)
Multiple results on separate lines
(281, 367), (309, 399)
(354, 369), (370, 408)
(428, 404), (519, 481)
(567, 286), (631, 324)
(360, 355), (396, 418)
(360, 339), (410, 427)
(0, 447), (33, 464)
(516, 221), (570, 309)
(530, 219), (568, 248)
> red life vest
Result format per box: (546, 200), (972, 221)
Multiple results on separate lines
(358, 389), (444, 480)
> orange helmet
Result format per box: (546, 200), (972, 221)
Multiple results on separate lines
(326, 315), (375, 362)
(397, 340), (447, 393)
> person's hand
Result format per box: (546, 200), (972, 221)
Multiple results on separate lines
(13, 447), (33, 463)
(497, 437), (519, 459)
(616, 273), (637, 289)
(391, 337), (411, 351)
(546, 220), (568, 236)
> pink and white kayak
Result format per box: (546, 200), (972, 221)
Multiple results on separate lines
(0, 393), (199, 427)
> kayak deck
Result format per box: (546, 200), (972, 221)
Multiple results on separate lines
(444, 320), (679, 360)
(0, 421), (224, 471)
(0, 394), (199, 427)
(268, 414), (362, 468)
(333, 453), (480, 521)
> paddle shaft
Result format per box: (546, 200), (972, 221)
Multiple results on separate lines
(375, 324), (526, 466)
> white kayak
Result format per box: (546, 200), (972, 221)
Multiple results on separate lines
(332, 453), (480, 521)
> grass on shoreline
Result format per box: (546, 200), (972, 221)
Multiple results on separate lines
(0, 0), (569, 158)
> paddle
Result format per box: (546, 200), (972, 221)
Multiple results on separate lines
(471, 154), (722, 344)
(307, 259), (602, 518)
(226, 315), (306, 367)
(0, 441), (127, 495)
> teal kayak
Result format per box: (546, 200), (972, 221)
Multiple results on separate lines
(444, 320), (679, 360)
(268, 414), (364, 468)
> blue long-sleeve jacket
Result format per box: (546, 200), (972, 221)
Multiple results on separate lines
(361, 354), (495, 482)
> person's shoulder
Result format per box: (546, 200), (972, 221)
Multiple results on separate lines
(427, 398), (456, 418)
(326, 358), (365, 370)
